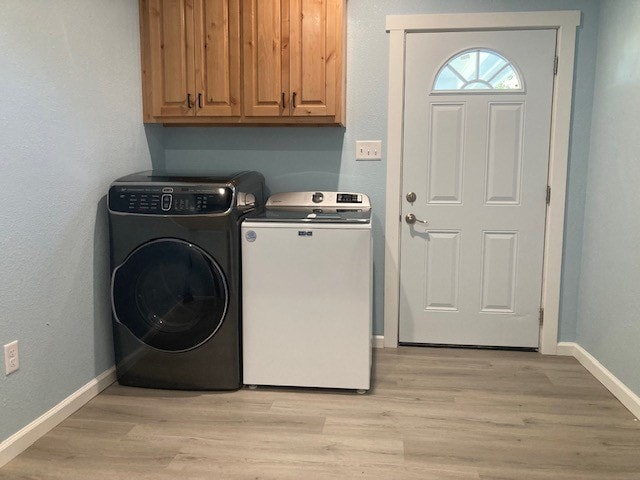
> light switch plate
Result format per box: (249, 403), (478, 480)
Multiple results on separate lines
(356, 140), (382, 160)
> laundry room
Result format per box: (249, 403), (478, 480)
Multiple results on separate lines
(1, 0), (640, 478)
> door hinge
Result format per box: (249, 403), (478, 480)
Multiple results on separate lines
(539, 308), (544, 325)
(553, 56), (559, 75)
(546, 185), (551, 205)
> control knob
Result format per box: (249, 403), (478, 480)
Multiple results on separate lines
(236, 192), (256, 207)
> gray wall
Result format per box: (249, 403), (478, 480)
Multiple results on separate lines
(0, 1), (154, 442)
(162, 0), (600, 337)
(576, 0), (640, 395)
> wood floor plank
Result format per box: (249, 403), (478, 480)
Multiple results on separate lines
(168, 456), (481, 480)
(1, 346), (639, 479)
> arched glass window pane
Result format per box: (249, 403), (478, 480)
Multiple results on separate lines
(433, 66), (465, 90)
(450, 51), (478, 80)
(433, 49), (523, 92)
(478, 51), (507, 81)
(491, 65), (521, 89)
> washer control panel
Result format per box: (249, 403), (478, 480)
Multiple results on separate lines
(267, 191), (370, 210)
(109, 185), (233, 215)
(336, 193), (363, 204)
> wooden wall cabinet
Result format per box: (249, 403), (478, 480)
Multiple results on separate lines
(140, 0), (346, 125)
(140, 0), (241, 121)
(243, 0), (343, 121)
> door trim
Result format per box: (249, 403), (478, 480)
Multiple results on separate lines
(384, 11), (581, 354)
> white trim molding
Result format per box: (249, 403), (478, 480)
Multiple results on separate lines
(0, 367), (116, 468)
(373, 335), (385, 349)
(384, 11), (581, 353)
(557, 342), (640, 420)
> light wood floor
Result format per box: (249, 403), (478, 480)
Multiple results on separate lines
(2, 347), (640, 479)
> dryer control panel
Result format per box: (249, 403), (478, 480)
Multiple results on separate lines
(109, 185), (234, 215)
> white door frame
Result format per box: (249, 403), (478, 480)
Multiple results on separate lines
(384, 11), (581, 355)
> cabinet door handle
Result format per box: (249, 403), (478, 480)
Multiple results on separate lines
(198, 93), (203, 108)
(281, 92), (285, 108)
(292, 91), (297, 109)
(187, 93), (192, 109)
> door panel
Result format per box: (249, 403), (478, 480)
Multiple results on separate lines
(147, 0), (196, 117)
(289, 0), (338, 116)
(242, 224), (371, 389)
(399, 29), (556, 348)
(485, 103), (525, 204)
(480, 231), (518, 312)
(112, 239), (228, 352)
(243, 0), (284, 116)
(194, 0), (241, 116)
(427, 103), (465, 204)
(424, 231), (461, 311)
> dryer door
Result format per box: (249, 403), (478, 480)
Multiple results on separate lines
(111, 239), (229, 352)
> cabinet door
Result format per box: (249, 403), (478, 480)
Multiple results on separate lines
(142, 0), (196, 118)
(289, 0), (341, 117)
(242, 0), (286, 116)
(194, 0), (241, 116)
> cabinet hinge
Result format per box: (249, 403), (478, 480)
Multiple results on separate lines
(553, 56), (559, 75)
(546, 185), (551, 205)
(539, 308), (544, 325)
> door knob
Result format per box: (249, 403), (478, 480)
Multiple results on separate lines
(405, 213), (428, 225)
(406, 192), (416, 202)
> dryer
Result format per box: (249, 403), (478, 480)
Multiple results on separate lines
(108, 171), (265, 390)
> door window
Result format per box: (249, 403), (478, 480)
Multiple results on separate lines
(112, 239), (228, 352)
(433, 48), (523, 92)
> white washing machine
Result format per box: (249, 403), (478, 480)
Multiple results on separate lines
(241, 191), (372, 392)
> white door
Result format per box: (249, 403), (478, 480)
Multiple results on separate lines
(399, 29), (556, 348)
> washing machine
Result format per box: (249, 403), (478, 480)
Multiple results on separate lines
(241, 191), (372, 392)
(108, 171), (265, 390)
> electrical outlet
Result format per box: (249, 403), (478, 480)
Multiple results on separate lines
(4, 341), (19, 375)
(356, 140), (382, 160)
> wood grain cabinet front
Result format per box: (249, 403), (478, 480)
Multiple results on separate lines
(243, 0), (344, 122)
(140, 0), (241, 121)
(140, 0), (345, 125)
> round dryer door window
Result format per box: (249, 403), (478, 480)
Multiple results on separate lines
(111, 239), (228, 352)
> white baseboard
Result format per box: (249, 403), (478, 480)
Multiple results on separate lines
(0, 367), (116, 468)
(373, 335), (385, 348)
(557, 342), (640, 420)
(555, 341), (576, 357)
